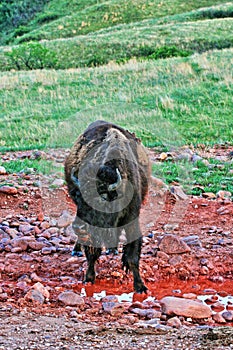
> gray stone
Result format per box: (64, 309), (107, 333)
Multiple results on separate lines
(102, 301), (125, 316)
(24, 289), (45, 304)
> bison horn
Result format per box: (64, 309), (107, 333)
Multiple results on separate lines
(108, 168), (122, 191)
(71, 168), (80, 188)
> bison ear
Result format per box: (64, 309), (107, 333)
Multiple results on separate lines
(108, 168), (122, 191)
(71, 168), (80, 188)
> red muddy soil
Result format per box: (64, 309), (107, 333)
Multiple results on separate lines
(0, 147), (233, 349)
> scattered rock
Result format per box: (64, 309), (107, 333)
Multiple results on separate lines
(24, 289), (45, 304)
(160, 297), (212, 319)
(170, 186), (188, 200)
(58, 291), (85, 306)
(102, 301), (125, 317)
(212, 313), (227, 324)
(202, 192), (216, 199)
(222, 311), (233, 322)
(32, 282), (50, 299)
(0, 166), (7, 175)
(182, 235), (202, 248)
(41, 246), (56, 254)
(166, 316), (182, 328)
(216, 190), (232, 199)
(57, 210), (74, 228)
(158, 234), (191, 254)
(0, 186), (18, 194)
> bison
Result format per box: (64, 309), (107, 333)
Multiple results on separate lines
(65, 120), (150, 293)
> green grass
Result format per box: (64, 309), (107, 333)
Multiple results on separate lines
(0, 49), (232, 151)
(1, 14), (233, 71)
(0, 158), (60, 175)
(152, 158), (233, 195)
(2, 0), (228, 45)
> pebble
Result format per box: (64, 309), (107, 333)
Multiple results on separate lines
(24, 289), (45, 304)
(57, 211), (74, 228)
(212, 313), (227, 323)
(32, 282), (50, 299)
(58, 291), (85, 306)
(0, 166), (7, 175)
(222, 311), (233, 322)
(158, 234), (191, 254)
(182, 235), (202, 248)
(130, 308), (161, 319)
(216, 190), (232, 199)
(41, 246), (56, 254)
(102, 301), (125, 317)
(0, 186), (18, 194)
(166, 316), (182, 328)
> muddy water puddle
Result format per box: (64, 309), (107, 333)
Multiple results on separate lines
(74, 277), (233, 322)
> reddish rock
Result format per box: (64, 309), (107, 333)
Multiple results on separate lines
(58, 291), (85, 306)
(158, 234), (191, 254)
(167, 316), (182, 328)
(102, 302), (125, 317)
(32, 282), (50, 299)
(11, 237), (32, 251)
(160, 297), (212, 319)
(28, 240), (46, 250)
(212, 313), (227, 324)
(211, 302), (225, 312)
(0, 186), (18, 194)
(182, 293), (197, 300)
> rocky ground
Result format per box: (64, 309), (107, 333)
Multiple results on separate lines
(0, 146), (232, 349)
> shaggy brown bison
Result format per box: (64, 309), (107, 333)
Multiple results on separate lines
(65, 120), (150, 293)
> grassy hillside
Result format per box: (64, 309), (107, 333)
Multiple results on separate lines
(0, 49), (232, 150)
(1, 0), (228, 44)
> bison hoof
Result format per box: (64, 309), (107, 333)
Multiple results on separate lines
(84, 272), (95, 284)
(134, 283), (148, 294)
(71, 249), (83, 257)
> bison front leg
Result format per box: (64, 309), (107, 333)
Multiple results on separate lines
(83, 246), (102, 283)
(122, 236), (147, 294)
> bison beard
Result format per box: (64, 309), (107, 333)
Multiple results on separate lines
(64, 120), (150, 293)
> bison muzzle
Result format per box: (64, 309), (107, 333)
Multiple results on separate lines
(65, 120), (150, 293)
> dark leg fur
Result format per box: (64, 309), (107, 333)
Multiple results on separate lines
(122, 236), (147, 294)
(84, 246), (102, 283)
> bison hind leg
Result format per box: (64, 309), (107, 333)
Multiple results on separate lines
(84, 246), (102, 283)
(122, 237), (147, 294)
